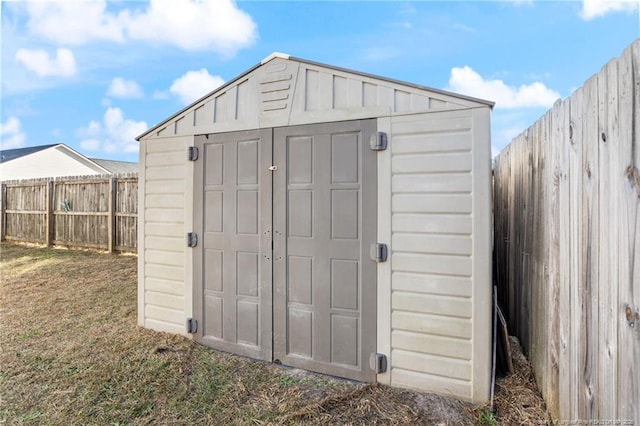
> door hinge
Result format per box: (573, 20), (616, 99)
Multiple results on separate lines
(370, 353), (387, 373)
(370, 132), (388, 151)
(186, 232), (198, 247)
(186, 317), (198, 334)
(187, 146), (199, 161)
(370, 243), (388, 263)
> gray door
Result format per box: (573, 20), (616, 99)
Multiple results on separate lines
(194, 121), (377, 381)
(273, 120), (377, 382)
(193, 129), (272, 361)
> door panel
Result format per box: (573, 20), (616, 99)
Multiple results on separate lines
(193, 129), (272, 361)
(273, 120), (377, 382)
(194, 121), (376, 381)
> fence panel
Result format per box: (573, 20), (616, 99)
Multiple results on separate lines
(494, 40), (640, 423)
(0, 174), (138, 252)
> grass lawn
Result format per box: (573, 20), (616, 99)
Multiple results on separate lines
(0, 243), (549, 425)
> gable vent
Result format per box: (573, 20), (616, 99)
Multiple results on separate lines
(260, 73), (292, 112)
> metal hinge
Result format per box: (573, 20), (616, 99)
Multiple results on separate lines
(370, 353), (387, 373)
(186, 318), (198, 334)
(186, 232), (198, 247)
(370, 243), (388, 263)
(370, 132), (388, 151)
(187, 146), (199, 161)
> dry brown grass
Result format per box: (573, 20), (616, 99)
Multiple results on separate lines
(0, 242), (549, 425)
(491, 337), (552, 425)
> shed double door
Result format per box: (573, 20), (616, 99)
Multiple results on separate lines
(193, 120), (377, 382)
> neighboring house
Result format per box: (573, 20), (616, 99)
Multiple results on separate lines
(0, 144), (138, 181)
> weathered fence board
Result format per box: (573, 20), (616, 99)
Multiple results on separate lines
(0, 174), (137, 252)
(494, 40), (640, 423)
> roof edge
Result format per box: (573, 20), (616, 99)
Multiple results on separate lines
(261, 52), (290, 64)
(289, 55), (495, 109)
(53, 144), (112, 174)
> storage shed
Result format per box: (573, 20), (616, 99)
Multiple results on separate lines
(136, 53), (493, 402)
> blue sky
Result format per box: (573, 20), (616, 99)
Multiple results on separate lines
(1, 0), (638, 162)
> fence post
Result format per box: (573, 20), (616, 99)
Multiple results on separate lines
(46, 180), (54, 247)
(0, 183), (6, 242)
(108, 176), (117, 253)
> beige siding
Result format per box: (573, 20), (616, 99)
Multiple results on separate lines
(138, 135), (191, 334)
(388, 108), (491, 402)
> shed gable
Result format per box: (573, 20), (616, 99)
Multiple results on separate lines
(140, 54), (491, 140)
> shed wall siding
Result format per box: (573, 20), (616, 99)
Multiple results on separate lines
(389, 108), (490, 401)
(139, 135), (191, 335)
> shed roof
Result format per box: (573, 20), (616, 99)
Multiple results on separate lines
(137, 53), (494, 141)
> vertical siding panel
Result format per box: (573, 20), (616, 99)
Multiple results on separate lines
(193, 105), (204, 127)
(410, 93), (429, 111)
(378, 86), (394, 111)
(333, 75), (347, 109)
(363, 82), (376, 107)
(236, 79), (250, 120)
(317, 71), (333, 111)
(304, 68), (319, 111)
(347, 79), (362, 108)
(394, 90), (411, 113)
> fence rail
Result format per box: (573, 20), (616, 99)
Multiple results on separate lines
(493, 41), (639, 422)
(0, 174), (138, 252)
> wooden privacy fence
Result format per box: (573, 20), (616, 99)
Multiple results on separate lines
(494, 41), (640, 422)
(0, 174), (138, 252)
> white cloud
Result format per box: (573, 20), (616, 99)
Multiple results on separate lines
(169, 69), (225, 105)
(127, 0), (257, 52)
(510, 0), (534, 5)
(78, 108), (147, 154)
(15, 48), (77, 78)
(0, 117), (27, 150)
(25, 1), (126, 45)
(581, 0), (638, 19)
(152, 90), (170, 100)
(80, 139), (101, 151)
(23, 0), (257, 53)
(107, 77), (144, 98)
(447, 66), (560, 109)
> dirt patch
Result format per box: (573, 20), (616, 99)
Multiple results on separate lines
(0, 242), (550, 425)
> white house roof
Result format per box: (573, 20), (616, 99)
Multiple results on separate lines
(0, 144), (58, 163)
(0, 143), (138, 181)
